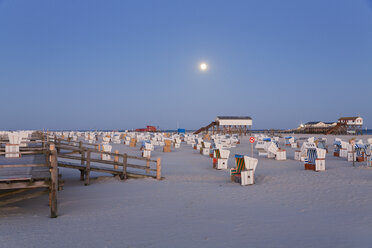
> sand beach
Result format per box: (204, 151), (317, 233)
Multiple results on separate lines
(1, 133), (372, 248)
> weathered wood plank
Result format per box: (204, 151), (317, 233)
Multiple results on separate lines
(55, 143), (157, 162)
(85, 150), (91, 186)
(58, 154), (154, 171)
(58, 161), (157, 177)
(49, 145), (58, 218)
(156, 158), (161, 180)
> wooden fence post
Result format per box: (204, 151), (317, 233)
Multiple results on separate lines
(114, 150), (119, 170)
(80, 144), (85, 181)
(146, 158), (150, 174)
(122, 153), (127, 180)
(156, 158), (161, 180)
(41, 132), (45, 149)
(56, 138), (61, 154)
(49, 143), (58, 218)
(85, 150), (91, 186)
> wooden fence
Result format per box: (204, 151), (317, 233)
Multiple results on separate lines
(54, 138), (162, 185)
(0, 133), (163, 217)
(0, 142), (59, 218)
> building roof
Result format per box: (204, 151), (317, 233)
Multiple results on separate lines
(216, 116), (252, 120)
(305, 121), (323, 125)
(304, 121), (336, 126)
(339, 117), (359, 121)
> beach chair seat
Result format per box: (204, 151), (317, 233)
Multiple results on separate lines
(304, 148), (325, 171)
(300, 142), (316, 162)
(142, 149), (151, 158)
(6, 133), (21, 158)
(244, 156), (258, 171)
(200, 141), (210, 156)
(145, 142), (154, 151)
(333, 140), (342, 157)
(163, 139), (172, 152)
(5, 144), (20, 158)
(112, 135), (121, 144)
(130, 138), (137, 147)
(124, 136), (130, 145)
(230, 155), (245, 181)
(354, 144), (366, 162)
(304, 149), (317, 165)
(8, 133), (22, 145)
(266, 142), (279, 159)
(285, 136), (292, 146)
(212, 149), (220, 168)
(174, 138), (181, 148)
(101, 144), (112, 160)
(255, 141), (267, 156)
(102, 136), (111, 144)
(213, 149), (230, 170)
(239, 156), (258, 185)
(315, 148), (326, 171)
(275, 149), (286, 161)
(294, 150), (301, 161)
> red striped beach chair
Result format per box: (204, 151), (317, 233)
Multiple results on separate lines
(212, 149), (221, 168)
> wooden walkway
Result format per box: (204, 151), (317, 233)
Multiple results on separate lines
(0, 133), (164, 218)
(0, 144), (59, 218)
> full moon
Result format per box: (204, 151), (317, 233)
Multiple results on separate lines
(200, 63), (208, 71)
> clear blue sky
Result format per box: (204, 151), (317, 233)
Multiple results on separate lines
(1, 0), (371, 130)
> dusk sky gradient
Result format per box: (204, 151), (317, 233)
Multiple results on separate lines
(1, 0), (371, 130)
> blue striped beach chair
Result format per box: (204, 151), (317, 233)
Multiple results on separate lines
(285, 137), (292, 146)
(304, 149), (317, 165)
(354, 144), (366, 159)
(334, 141), (341, 153)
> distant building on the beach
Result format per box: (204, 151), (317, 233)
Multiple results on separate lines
(338, 117), (363, 126)
(303, 121), (337, 129)
(135, 126), (157, 132)
(215, 116), (253, 126)
(297, 121), (337, 134)
(335, 117), (363, 135)
(295, 116), (363, 135)
(194, 116), (252, 135)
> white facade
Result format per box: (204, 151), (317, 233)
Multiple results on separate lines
(304, 122), (337, 128)
(216, 118), (252, 126)
(348, 117), (363, 125)
(340, 117), (363, 126)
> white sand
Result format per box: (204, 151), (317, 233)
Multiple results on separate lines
(1, 134), (372, 248)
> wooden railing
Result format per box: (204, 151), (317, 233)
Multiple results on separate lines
(0, 136), (45, 156)
(0, 142), (59, 218)
(54, 138), (162, 184)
